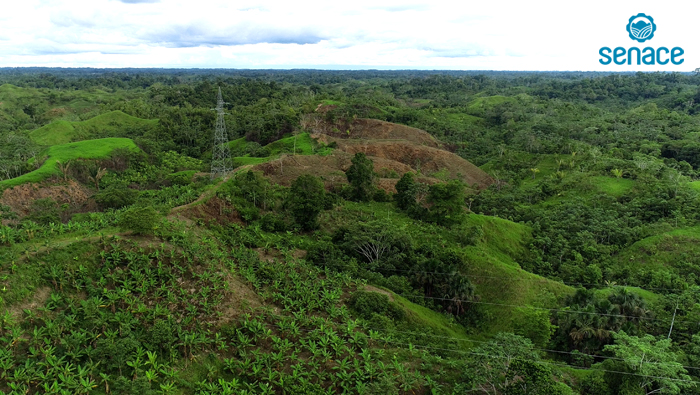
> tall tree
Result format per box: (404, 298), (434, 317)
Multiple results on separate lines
(427, 180), (466, 226)
(395, 172), (420, 211)
(345, 152), (376, 202)
(288, 174), (326, 231)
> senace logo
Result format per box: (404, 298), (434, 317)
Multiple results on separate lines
(599, 13), (684, 65)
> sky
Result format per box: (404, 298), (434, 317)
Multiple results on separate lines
(0, 0), (697, 71)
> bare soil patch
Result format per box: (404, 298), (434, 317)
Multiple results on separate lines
(363, 285), (395, 302)
(8, 286), (51, 320)
(216, 274), (265, 325)
(1, 180), (92, 220)
(169, 196), (242, 227)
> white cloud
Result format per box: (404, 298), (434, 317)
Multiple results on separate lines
(0, 0), (695, 70)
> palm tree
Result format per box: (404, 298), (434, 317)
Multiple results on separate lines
(608, 288), (649, 324)
(414, 258), (442, 297)
(569, 306), (610, 353)
(445, 275), (476, 315)
(89, 167), (107, 190)
(56, 160), (71, 182)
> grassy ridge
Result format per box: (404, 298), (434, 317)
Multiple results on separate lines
(608, 226), (700, 275)
(230, 133), (333, 167)
(29, 110), (158, 145)
(320, 201), (573, 336)
(0, 84), (144, 133)
(0, 138), (140, 188)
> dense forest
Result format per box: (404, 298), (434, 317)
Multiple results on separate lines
(2, 68), (700, 394)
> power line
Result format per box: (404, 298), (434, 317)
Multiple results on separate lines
(369, 266), (693, 294)
(356, 325), (700, 373)
(387, 292), (700, 326)
(260, 316), (699, 386)
(377, 338), (698, 385)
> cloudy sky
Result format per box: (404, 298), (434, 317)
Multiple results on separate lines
(0, 0), (696, 71)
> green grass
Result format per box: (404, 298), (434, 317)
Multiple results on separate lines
(393, 294), (471, 340)
(609, 226), (700, 279)
(319, 201), (573, 336)
(590, 176), (634, 197)
(595, 286), (662, 306)
(689, 181), (700, 191)
(28, 120), (76, 145)
(266, 133), (326, 156)
(29, 110), (158, 145)
(467, 95), (517, 115)
(0, 138), (140, 188)
(228, 137), (249, 152)
(232, 157), (271, 166)
(229, 133), (334, 168)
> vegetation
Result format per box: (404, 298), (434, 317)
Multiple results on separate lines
(2, 69), (700, 393)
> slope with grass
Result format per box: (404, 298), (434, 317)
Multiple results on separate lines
(320, 201), (573, 336)
(229, 133), (333, 167)
(0, 138), (141, 188)
(606, 226), (700, 283)
(29, 110), (158, 145)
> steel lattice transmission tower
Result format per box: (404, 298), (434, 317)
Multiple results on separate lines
(210, 87), (232, 179)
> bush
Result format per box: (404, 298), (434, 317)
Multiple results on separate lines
(95, 183), (138, 209)
(24, 198), (62, 225)
(260, 213), (289, 232)
(349, 290), (405, 321)
(166, 170), (196, 186)
(455, 224), (484, 246)
(118, 206), (160, 235)
(373, 188), (392, 202)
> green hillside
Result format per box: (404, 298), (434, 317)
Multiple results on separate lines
(29, 110), (158, 145)
(606, 226), (700, 285)
(0, 138), (140, 188)
(320, 201), (573, 335)
(229, 132), (333, 167)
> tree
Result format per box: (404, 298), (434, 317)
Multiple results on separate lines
(394, 172), (418, 211)
(346, 152), (375, 201)
(56, 160), (71, 182)
(468, 333), (540, 395)
(288, 174), (326, 231)
(504, 358), (571, 395)
(426, 180), (466, 226)
(602, 331), (695, 395)
(89, 167), (108, 190)
(95, 183), (138, 209)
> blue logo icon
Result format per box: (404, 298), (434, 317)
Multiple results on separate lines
(626, 13), (656, 42)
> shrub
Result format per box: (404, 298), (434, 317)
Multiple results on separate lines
(373, 188), (392, 202)
(349, 290), (404, 321)
(118, 206), (160, 235)
(260, 213), (288, 232)
(24, 198), (61, 225)
(166, 170), (196, 186)
(95, 183), (138, 209)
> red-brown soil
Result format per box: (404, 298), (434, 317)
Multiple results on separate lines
(255, 118), (493, 191)
(1, 180), (91, 221)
